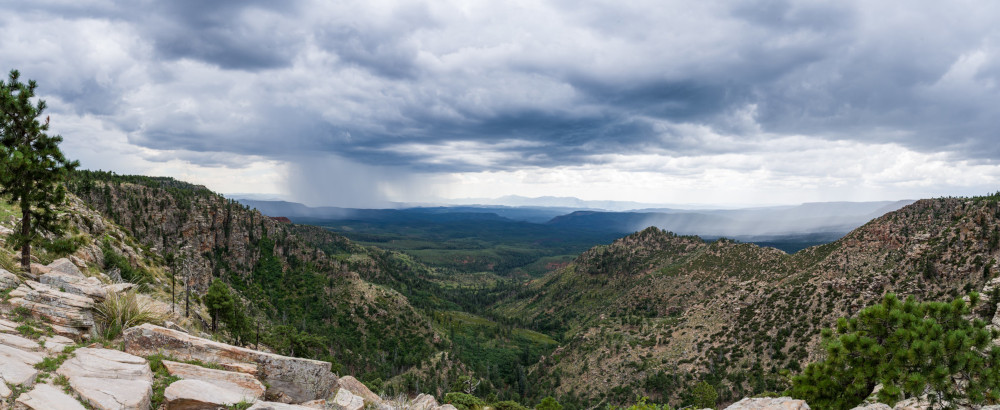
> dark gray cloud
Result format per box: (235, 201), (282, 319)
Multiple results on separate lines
(4, 0), (1000, 173)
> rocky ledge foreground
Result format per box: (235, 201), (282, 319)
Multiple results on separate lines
(1, 258), (457, 409)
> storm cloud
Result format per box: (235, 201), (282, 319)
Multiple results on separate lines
(3, 0), (1000, 205)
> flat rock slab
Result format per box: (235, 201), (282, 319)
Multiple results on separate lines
(0, 332), (44, 352)
(165, 379), (249, 410)
(58, 347), (153, 381)
(57, 348), (153, 410)
(163, 360), (266, 402)
(13, 383), (87, 410)
(0, 345), (43, 386)
(68, 376), (153, 410)
(40, 334), (75, 354)
(124, 323), (336, 403)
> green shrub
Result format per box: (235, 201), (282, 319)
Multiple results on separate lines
(535, 396), (563, 410)
(493, 400), (529, 410)
(790, 293), (1000, 409)
(444, 392), (486, 410)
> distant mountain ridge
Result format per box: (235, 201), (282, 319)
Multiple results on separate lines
(237, 198), (915, 254)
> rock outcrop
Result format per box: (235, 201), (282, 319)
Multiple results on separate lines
(8, 281), (95, 337)
(39, 258), (108, 301)
(123, 323), (337, 403)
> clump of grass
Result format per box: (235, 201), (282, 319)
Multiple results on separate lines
(16, 323), (42, 339)
(93, 290), (165, 340)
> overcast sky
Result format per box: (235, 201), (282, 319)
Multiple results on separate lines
(3, 0), (999, 207)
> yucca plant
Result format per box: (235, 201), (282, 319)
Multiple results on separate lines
(93, 290), (165, 340)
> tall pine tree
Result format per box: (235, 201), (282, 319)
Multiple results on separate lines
(0, 69), (78, 271)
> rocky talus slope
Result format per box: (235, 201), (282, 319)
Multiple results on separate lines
(0, 258), (458, 410)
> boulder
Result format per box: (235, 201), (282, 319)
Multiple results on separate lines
(13, 383), (87, 410)
(851, 405), (891, 410)
(57, 348), (153, 410)
(337, 375), (381, 404)
(0, 268), (19, 289)
(724, 397), (811, 410)
(47, 258), (84, 277)
(0, 379), (10, 399)
(123, 323), (337, 403)
(411, 393), (440, 410)
(40, 270), (107, 301)
(332, 388), (365, 410)
(162, 360), (266, 402)
(8, 281), (95, 334)
(164, 379), (249, 409)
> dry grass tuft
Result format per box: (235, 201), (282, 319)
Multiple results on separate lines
(94, 290), (166, 340)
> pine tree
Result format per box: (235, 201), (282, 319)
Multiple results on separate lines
(0, 70), (79, 271)
(790, 292), (1000, 409)
(205, 278), (234, 332)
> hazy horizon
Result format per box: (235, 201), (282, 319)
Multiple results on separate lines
(5, 1), (1000, 207)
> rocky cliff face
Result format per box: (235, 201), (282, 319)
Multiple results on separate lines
(498, 195), (1000, 407)
(64, 171), (447, 385)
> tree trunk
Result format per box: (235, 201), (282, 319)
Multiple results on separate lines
(20, 201), (31, 272)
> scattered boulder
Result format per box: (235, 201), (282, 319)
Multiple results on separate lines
(337, 375), (381, 404)
(164, 379), (249, 410)
(724, 397), (811, 410)
(57, 348), (153, 410)
(12, 383), (86, 410)
(851, 404), (891, 410)
(332, 388), (365, 410)
(0, 379), (10, 399)
(123, 323), (337, 403)
(162, 359), (266, 402)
